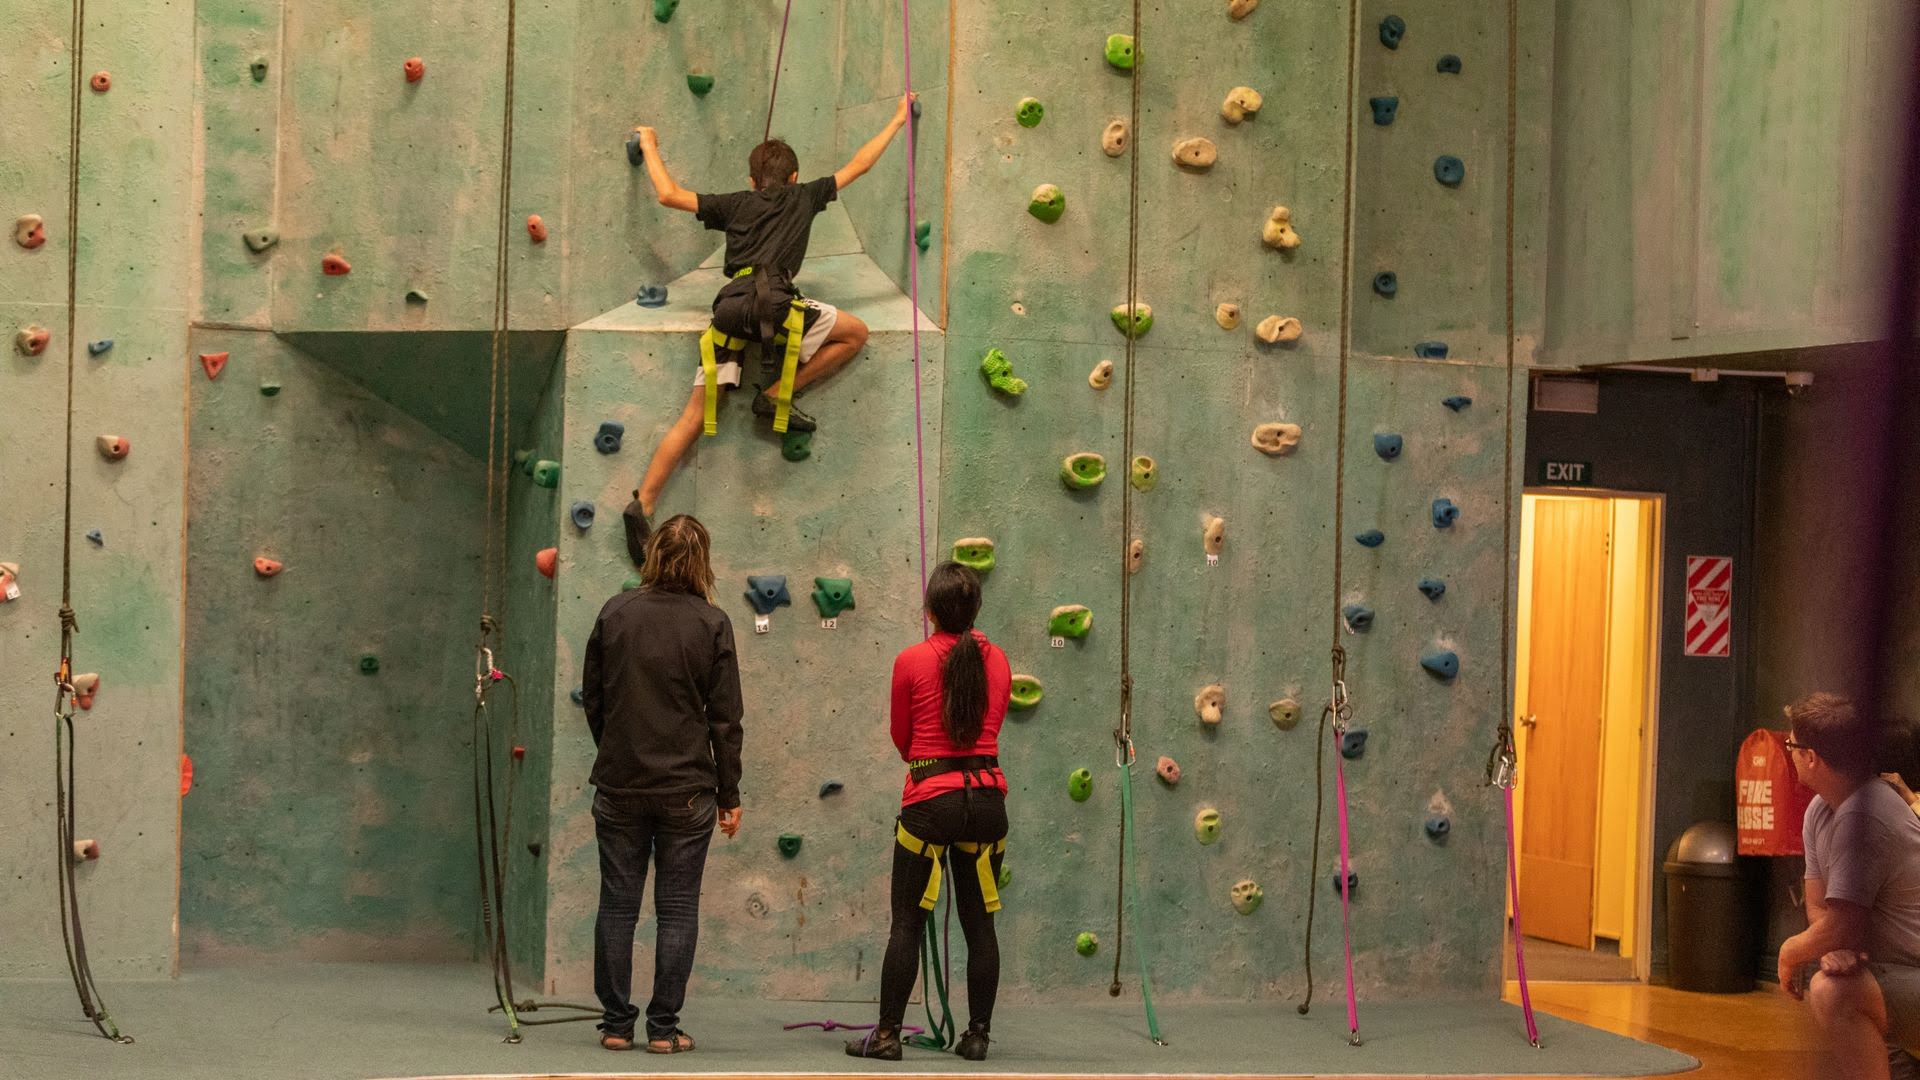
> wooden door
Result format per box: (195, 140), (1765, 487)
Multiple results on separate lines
(1519, 498), (1612, 947)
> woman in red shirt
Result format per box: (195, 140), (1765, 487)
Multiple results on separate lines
(847, 562), (1011, 1062)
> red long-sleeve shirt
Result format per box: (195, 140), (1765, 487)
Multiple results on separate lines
(891, 630), (1011, 806)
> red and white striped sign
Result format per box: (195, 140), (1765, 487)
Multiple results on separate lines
(1685, 556), (1733, 657)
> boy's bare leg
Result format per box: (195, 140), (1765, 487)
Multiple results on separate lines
(638, 384), (721, 516)
(767, 312), (869, 399)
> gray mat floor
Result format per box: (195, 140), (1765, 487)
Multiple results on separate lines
(1, 963), (1697, 1080)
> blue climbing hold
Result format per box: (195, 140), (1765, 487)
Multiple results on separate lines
(911, 98), (923, 119)
(570, 686), (585, 705)
(594, 420), (625, 454)
(1373, 432), (1403, 461)
(1373, 271), (1398, 297)
(1425, 814), (1452, 841)
(1333, 869), (1360, 897)
(1433, 155), (1465, 186)
(1436, 53), (1462, 74)
(1421, 648), (1460, 681)
(1342, 603), (1375, 633)
(819, 780), (844, 798)
(570, 500), (596, 530)
(1355, 529), (1385, 548)
(1368, 96), (1399, 125)
(744, 574), (793, 616)
(85, 529), (103, 545)
(1378, 14), (1405, 49)
(635, 285), (669, 308)
(626, 134), (644, 167)
(1339, 727), (1369, 760)
(1417, 577), (1447, 601)
(1414, 341), (1449, 359)
(1431, 497), (1459, 528)
(86, 339), (112, 357)
(1442, 394), (1472, 411)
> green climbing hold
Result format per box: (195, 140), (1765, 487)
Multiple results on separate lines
(513, 449), (532, 475)
(250, 57), (268, 82)
(1076, 931), (1099, 956)
(776, 833), (803, 858)
(1008, 673), (1043, 710)
(812, 577), (855, 618)
(1110, 301), (1153, 339)
(532, 459), (560, 489)
(952, 537), (996, 573)
(1027, 183), (1065, 224)
(1104, 33), (1138, 70)
(1269, 698), (1301, 730)
(1048, 604), (1092, 639)
(358, 654), (380, 675)
(243, 229), (279, 253)
(782, 429), (812, 462)
(1230, 879), (1265, 915)
(259, 381), (281, 397)
(915, 219), (932, 253)
(653, 0), (678, 21)
(1060, 452), (1107, 490)
(622, 572), (643, 591)
(1194, 807), (1222, 845)
(1015, 96), (1045, 127)
(998, 864), (1012, 888)
(980, 348), (1028, 395)
(1067, 767), (1093, 802)
(687, 73), (714, 96)
(1129, 455), (1157, 491)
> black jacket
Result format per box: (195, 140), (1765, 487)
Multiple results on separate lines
(582, 588), (744, 808)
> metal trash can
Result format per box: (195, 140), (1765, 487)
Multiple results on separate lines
(1664, 821), (1757, 992)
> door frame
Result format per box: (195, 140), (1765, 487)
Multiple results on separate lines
(1519, 486), (1666, 982)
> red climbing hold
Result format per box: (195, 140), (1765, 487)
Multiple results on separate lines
(527, 214), (548, 243)
(512, 746), (527, 760)
(200, 351), (230, 379)
(90, 71), (111, 92)
(95, 435), (130, 461)
(403, 57), (425, 82)
(16, 325), (51, 356)
(180, 753), (194, 797)
(72, 839), (100, 862)
(322, 253), (351, 276)
(535, 547), (558, 578)
(72, 672), (100, 710)
(253, 556), (284, 578)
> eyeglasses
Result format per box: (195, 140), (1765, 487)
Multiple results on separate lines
(1784, 738), (1811, 752)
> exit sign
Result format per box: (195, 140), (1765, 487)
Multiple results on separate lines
(1540, 460), (1594, 486)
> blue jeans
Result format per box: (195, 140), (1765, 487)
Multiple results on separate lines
(592, 789), (716, 1040)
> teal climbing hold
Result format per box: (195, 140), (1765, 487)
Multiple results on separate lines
(532, 459), (560, 489)
(1339, 727), (1369, 759)
(1075, 931), (1099, 956)
(359, 654), (380, 675)
(1342, 603), (1375, 633)
(626, 134), (645, 167)
(1105, 33), (1138, 70)
(1333, 869), (1359, 897)
(819, 780), (843, 798)
(980, 348), (1028, 395)
(776, 833), (803, 858)
(1379, 14), (1406, 48)
(259, 381), (281, 397)
(745, 574), (792, 615)
(653, 0), (678, 21)
(570, 500), (596, 530)
(622, 571), (643, 591)
(1442, 394), (1472, 411)
(687, 73), (715, 96)
(1418, 577), (1447, 601)
(1434, 155), (1465, 186)
(85, 529), (103, 545)
(1425, 814), (1452, 841)
(915, 220), (932, 252)
(1436, 53), (1462, 74)
(1015, 97), (1045, 127)
(1431, 497), (1459, 528)
(1420, 648), (1460, 681)
(1027, 184), (1065, 225)
(1414, 341), (1449, 359)
(1355, 529), (1385, 548)
(1049, 604), (1092, 639)
(1368, 96), (1399, 125)
(514, 449), (533, 475)
(571, 686), (584, 705)
(250, 58), (269, 82)
(812, 577), (855, 618)
(1373, 271), (1398, 297)
(595, 420), (625, 454)
(636, 285), (669, 307)
(1373, 432), (1403, 460)
(86, 339), (112, 356)
(1067, 767), (1093, 802)
(782, 429), (812, 462)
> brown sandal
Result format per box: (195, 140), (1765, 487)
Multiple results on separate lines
(647, 1029), (696, 1054)
(601, 1033), (634, 1051)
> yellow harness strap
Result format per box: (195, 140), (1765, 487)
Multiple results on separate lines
(896, 822), (1005, 913)
(770, 301), (806, 434)
(696, 327), (745, 437)
(705, 265), (805, 436)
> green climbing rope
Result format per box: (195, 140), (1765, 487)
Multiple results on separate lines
(1116, 749), (1164, 1043)
(906, 874), (957, 1050)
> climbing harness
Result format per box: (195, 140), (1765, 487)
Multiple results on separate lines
(700, 266), (809, 435)
(48, 0), (130, 1046)
(896, 824), (1007, 915)
(1108, 0), (1165, 1047)
(1488, 723), (1540, 1047)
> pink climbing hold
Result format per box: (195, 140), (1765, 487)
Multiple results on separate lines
(253, 556), (284, 578)
(15, 214), (46, 249)
(0, 562), (17, 602)
(90, 71), (111, 92)
(72, 839), (100, 862)
(322, 253), (351, 276)
(200, 351), (230, 379)
(95, 435), (130, 461)
(16, 325), (50, 356)
(403, 57), (425, 82)
(527, 214), (548, 243)
(71, 672), (100, 710)
(1156, 755), (1181, 785)
(535, 547), (558, 578)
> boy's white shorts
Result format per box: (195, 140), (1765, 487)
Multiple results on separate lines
(697, 300), (838, 387)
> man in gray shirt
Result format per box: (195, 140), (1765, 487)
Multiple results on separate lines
(1779, 692), (1920, 1079)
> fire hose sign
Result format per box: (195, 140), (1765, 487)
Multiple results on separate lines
(1685, 556), (1732, 657)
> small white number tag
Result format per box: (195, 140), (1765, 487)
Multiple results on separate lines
(1207, 554), (1219, 567)
(1050, 636), (1065, 649)
(3, 583), (19, 602)
(821, 618), (838, 630)
(754, 615), (771, 634)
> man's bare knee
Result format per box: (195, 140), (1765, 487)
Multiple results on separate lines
(1809, 971), (1873, 1027)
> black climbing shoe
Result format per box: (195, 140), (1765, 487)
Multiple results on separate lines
(622, 492), (651, 567)
(844, 1027), (903, 1061)
(752, 387), (817, 433)
(955, 1023), (991, 1061)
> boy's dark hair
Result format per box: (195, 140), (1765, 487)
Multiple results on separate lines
(1786, 692), (1873, 780)
(926, 562), (987, 749)
(749, 138), (799, 190)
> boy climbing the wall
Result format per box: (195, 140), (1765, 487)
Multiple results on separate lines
(631, 92), (916, 518)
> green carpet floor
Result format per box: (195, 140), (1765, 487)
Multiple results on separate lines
(1, 963), (1696, 1079)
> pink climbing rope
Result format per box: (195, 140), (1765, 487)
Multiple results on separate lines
(1503, 786), (1541, 1047)
(764, 0), (795, 142)
(1332, 751), (1360, 1045)
(899, 0), (930, 619)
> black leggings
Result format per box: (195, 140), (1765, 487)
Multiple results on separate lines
(879, 788), (1008, 1032)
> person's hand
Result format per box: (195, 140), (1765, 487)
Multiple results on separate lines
(635, 126), (659, 148)
(718, 806), (742, 838)
(1820, 949), (1869, 978)
(1778, 951), (1804, 999)
(894, 92), (917, 124)
(1882, 772), (1918, 806)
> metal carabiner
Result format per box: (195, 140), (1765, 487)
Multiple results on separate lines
(474, 646), (496, 702)
(1486, 721), (1519, 790)
(1113, 729), (1136, 770)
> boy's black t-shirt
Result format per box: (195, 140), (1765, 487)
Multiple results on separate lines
(696, 175), (838, 279)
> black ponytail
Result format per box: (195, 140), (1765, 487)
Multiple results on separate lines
(927, 562), (987, 748)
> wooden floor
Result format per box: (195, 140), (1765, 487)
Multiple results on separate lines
(1503, 981), (1818, 1080)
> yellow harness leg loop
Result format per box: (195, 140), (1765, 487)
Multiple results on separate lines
(698, 324), (751, 438)
(897, 823), (1006, 913)
(771, 301), (807, 434)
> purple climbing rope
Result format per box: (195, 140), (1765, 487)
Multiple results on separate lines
(1503, 787), (1541, 1047)
(900, 0), (930, 617)
(1332, 749), (1359, 1045)
(764, 0), (795, 142)
(784, 1020), (926, 1035)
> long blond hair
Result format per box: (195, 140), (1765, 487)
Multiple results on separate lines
(642, 514), (715, 601)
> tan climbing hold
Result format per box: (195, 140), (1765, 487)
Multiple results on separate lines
(15, 214), (46, 249)
(1203, 515), (1226, 556)
(1251, 421), (1302, 455)
(95, 434), (129, 461)
(71, 671), (100, 710)
(1269, 697), (1302, 730)
(1194, 683), (1226, 726)
(1127, 538), (1145, 574)
(1102, 119), (1129, 157)
(15, 325), (50, 356)
(1257, 315), (1303, 344)
(1215, 303), (1241, 330)
(1172, 137), (1218, 170)
(1089, 359), (1114, 390)
(1228, 0), (1259, 19)
(1262, 205), (1301, 250)
(1220, 87), (1264, 124)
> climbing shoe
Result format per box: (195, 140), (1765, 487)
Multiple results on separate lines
(955, 1023), (991, 1061)
(844, 1027), (903, 1061)
(752, 386), (817, 432)
(622, 492), (652, 566)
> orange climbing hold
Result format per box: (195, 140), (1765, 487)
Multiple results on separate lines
(180, 753), (194, 797)
(512, 745), (527, 760)
(403, 57), (425, 82)
(200, 351), (230, 379)
(90, 71), (111, 92)
(527, 214), (548, 242)
(322, 253), (351, 276)
(535, 547), (558, 578)
(253, 556), (284, 578)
